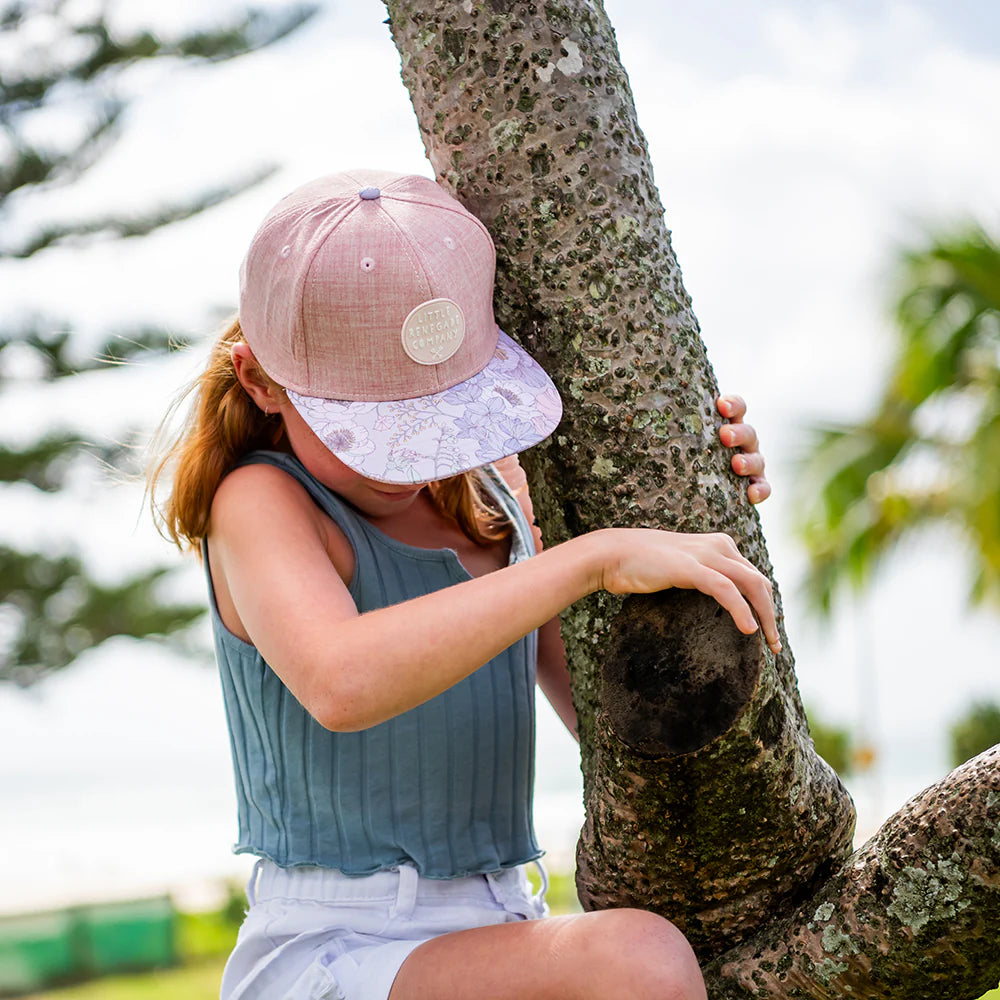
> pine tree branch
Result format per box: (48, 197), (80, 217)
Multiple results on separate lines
(0, 102), (124, 203)
(0, 165), (276, 257)
(0, 4), (318, 112)
(0, 319), (190, 380)
(0, 544), (205, 685)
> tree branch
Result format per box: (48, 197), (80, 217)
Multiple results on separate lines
(704, 746), (1000, 1000)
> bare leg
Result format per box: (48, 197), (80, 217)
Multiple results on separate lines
(388, 908), (706, 1000)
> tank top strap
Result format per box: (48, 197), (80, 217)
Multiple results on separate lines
(479, 463), (535, 564)
(238, 450), (535, 567)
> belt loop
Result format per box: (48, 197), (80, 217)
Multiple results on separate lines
(390, 863), (419, 920)
(532, 859), (550, 904)
(486, 867), (541, 920)
(246, 858), (265, 907)
(484, 870), (508, 908)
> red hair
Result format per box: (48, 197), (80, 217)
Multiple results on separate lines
(148, 318), (510, 553)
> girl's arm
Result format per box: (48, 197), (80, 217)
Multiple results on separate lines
(209, 463), (779, 734)
(496, 392), (771, 741)
(536, 617), (578, 739)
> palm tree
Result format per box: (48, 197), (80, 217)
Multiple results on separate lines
(796, 224), (1000, 613)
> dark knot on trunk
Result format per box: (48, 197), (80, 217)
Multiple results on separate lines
(601, 589), (763, 756)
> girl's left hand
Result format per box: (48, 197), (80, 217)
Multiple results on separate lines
(717, 394), (771, 504)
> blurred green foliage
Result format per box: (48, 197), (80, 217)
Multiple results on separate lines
(795, 225), (1000, 613)
(0, 0), (316, 683)
(950, 700), (1000, 767)
(805, 707), (854, 777)
(526, 865), (583, 914)
(174, 899), (242, 964)
(0, 546), (204, 684)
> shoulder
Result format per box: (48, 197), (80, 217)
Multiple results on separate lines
(210, 460), (355, 585)
(212, 461), (321, 533)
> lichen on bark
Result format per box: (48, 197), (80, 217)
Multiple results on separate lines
(705, 748), (1000, 998)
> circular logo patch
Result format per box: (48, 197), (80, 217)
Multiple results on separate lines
(400, 298), (466, 366)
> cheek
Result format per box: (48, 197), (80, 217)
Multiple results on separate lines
(283, 418), (331, 465)
(278, 409), (371, 491)
(294, 442), (364, 493)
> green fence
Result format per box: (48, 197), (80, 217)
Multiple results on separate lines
(0, 897), (176, 996)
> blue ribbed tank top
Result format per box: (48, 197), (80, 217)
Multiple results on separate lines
(206, 450), (542, 878)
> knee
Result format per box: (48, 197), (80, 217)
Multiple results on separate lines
(580, 909), (705, 1000)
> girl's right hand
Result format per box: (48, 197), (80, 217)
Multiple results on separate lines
(589, 528), (781, 654)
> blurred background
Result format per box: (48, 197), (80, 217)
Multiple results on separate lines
(1, 0), (998, 994)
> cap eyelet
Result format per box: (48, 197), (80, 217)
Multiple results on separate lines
(279, 244), (292, 258)
(443, 236), (456, 250)
(360, 257), (376, 272)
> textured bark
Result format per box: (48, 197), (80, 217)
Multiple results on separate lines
(384, 0), (1000, 990)
(385, 0), (854, 957)
(704, 747), (1000, 999)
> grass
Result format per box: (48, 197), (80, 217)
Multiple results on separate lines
(26, 959), (227, 1000)
(20, 907), (239, 1000)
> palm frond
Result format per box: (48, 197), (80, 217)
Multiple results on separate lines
(795, 222), (1000, 614)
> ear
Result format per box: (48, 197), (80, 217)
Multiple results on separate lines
(231, 343), (285, 414)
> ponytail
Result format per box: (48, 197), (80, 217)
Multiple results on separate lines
(149, 318), (511, 553)
(147, 317), (285, 552)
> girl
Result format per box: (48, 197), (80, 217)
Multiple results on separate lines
(151, 170), (777, 1000)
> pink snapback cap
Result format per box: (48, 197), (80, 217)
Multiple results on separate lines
(238, 169), (562, 484)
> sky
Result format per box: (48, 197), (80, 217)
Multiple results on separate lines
(1, 0), (999, 912)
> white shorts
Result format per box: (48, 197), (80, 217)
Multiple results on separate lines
(220, 859), (550, 1000)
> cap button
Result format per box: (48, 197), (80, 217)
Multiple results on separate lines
(359, 187), (381, 200)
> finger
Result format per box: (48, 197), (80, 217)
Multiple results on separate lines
(747, 478), (772, 505)
(706, 531), (742, 555)
(700, 532), (762, 577)
(709, 553), (781, 653)
(741, 572), (781, 653)
(719, 421), (759, 452)
(716, 394), (747, 421)
(712, 550), (773, 600)
(732, 452), (765, 478)
(696, 570), (760, 637)
(730, 575), (781, 654)
(709, 572), (780, 654)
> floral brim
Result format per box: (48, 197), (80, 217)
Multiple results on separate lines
(285, 331), (563, 485)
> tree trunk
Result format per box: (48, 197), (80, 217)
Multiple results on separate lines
(384, 0), (1000, 994)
